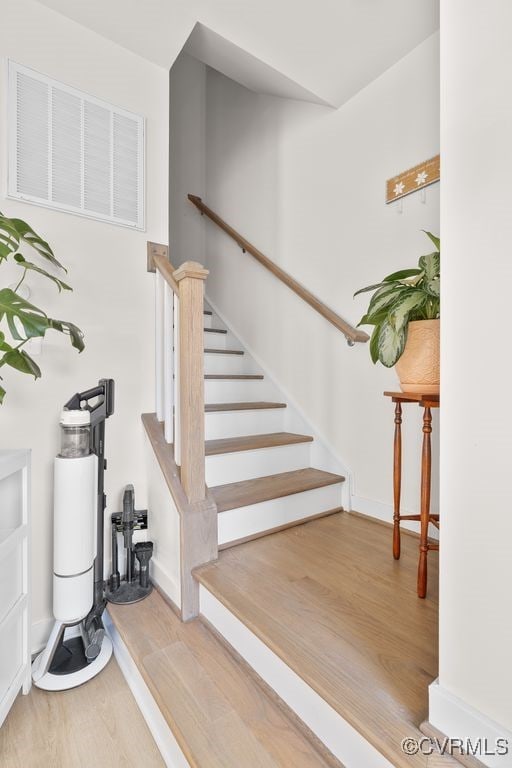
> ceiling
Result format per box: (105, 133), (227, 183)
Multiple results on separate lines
(34, 0), (439, 108)
(184, 24), (331, 105)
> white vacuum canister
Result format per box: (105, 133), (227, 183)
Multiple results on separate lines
(53, 410), (98, 624)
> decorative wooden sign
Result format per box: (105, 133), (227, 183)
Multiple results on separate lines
(386, 155), (440, 204)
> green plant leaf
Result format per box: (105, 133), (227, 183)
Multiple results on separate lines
(0, 215), (21, 261)
(353, 282), (389, 298)
(0, 330), (12, 352)
(383, 268), (422, 282)
(426, 276), (440, 297)
(0, 214), (83, 404)
(358, 309), (389, 327)
(365, 283), (406, 319)
(388, 290), (426, 332)
(0, 289), (49, 341)
(369, 325), (381, 364)
(378, 320), (407, 367)
(8, 217), (66, 271)
(418, 251), (440, 282)
(48, 318), (85, 352)
(13, 254), (72, 292)
(1, 348), (41, 378)
(423, 231), (440, 251)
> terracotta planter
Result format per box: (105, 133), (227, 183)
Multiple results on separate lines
(395, 319), (440, 394)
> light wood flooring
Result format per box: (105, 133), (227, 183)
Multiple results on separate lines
(108, 590), (340, 768)
(195, 511), (443, 768)
(0, 658), (163, 768)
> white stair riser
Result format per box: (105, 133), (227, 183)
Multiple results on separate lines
(205, 408), (285, 440)
(206, 443), (311, 486)
(204, 354), (255, 375)
(205, 380), (274, 403)
(218, 484), (343, 546)
(204, 330), (227, 348)
(203, 314), (213, 329)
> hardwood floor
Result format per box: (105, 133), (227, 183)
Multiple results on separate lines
(195, 511), (442, 768)
(108, 590), (340, 768)
(0, 658), (163, 768)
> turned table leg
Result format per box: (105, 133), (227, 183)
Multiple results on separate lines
(418, 406), (432, 598)
(393, 401), (403, 559)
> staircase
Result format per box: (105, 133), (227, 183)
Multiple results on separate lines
(201, 304), (346, 549)
(122, 242), (448, 768)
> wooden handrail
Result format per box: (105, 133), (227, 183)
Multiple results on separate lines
(188, 194), (369, 345)
(153, 253), (179, 294)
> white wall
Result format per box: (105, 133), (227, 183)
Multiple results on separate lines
(433, 0), (512, 739)
(0, 0), (168, 644)
(203, 34), (440, 522)
(170, 53), (206, 265)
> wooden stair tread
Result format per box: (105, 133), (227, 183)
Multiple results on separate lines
(206, 402), (286, 412)
(107, 591), (339, 768)
(204, 327), (227, 334)
(194, 513), (441, 768)
(205, 374), (263, 380)
(211, 468), (345, 512)
(206, 432), (313, 456)
(205, 348), (244, 355)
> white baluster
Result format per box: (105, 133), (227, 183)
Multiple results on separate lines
(173, 294), (181, 464)
(163, 284), (174, 444)
(155, 270), (164, 422)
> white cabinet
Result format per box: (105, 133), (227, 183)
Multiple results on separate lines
(0, 450), (31, 726)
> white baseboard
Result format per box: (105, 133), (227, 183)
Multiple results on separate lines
(150, 557), (181, 610)
(429, 680), (512, 767)
(351, 493), (440, 539)
(104, 611), (189, 768)
(199, 585), (392, 768)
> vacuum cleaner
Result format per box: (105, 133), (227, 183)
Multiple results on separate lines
(32, 379), (116, 691)
(106, 484), (153, 605)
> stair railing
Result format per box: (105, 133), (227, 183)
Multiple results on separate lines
(152, 249), (209, 504)
(187, 194), (369, 346)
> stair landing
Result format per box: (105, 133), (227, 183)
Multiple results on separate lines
(195, 512), (443, 768)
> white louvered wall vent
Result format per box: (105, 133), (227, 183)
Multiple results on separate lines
(8, 61), (145, 230)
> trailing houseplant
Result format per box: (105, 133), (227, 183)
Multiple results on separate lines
(0, 212), (84, 404)
(354, 231), (440, 393)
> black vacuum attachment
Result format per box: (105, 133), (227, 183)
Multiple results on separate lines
(106, 485), (154, 605)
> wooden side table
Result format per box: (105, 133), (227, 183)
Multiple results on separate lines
(384, 391), (439, 598)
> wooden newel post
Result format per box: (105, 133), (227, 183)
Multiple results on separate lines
(173, 261), (209, 504)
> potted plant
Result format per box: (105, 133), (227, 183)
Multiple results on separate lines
(0, 212), (84, 403)
(354, 231), (440, 394)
